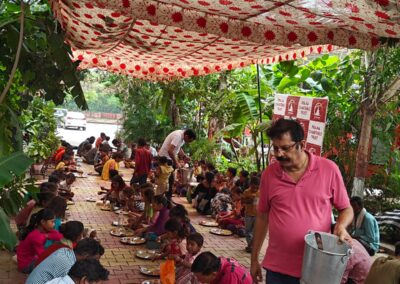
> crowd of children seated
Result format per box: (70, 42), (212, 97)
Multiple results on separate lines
(13, 128), (399, 284)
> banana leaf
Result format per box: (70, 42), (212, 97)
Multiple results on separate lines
(0, 152), (33, 188)
(0, 208), (17, 250)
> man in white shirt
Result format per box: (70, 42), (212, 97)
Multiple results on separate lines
(158, 129), (196, 198)
(45, 259), (108, 284)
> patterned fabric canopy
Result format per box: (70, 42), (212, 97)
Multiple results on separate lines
(50, 0), (400, 81)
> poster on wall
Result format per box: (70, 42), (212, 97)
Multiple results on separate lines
(272, 94), (329, 156)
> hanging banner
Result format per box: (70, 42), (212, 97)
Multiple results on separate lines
(272, 94), (329, 156)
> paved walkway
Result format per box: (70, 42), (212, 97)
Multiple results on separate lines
(0, 163), (267, 284)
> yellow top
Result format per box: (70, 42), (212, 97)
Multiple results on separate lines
(193, 166), (202, 177)
(55, 161), (66, 170)
(155, 165), (174, 195)
(101, 158), (120, 181)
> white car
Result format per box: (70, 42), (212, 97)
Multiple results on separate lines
(62, 111), (87, 130)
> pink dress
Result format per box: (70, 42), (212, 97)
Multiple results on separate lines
(17, 229), (63, 271)
(211, 257), (252, 284)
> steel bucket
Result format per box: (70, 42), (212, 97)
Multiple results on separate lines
(301, 231), (352, 284)
(179, 168), (193, 184)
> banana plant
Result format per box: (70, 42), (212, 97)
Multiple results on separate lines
(0, 151), (37, 250)
(217, 91), (273, 171)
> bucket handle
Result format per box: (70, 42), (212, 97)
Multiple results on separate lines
(341, 248), (352, 264)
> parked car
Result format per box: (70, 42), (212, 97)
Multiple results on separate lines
(61, 111), (87, 130)
(54, 108), (67, 127)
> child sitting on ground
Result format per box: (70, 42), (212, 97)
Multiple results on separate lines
(217, 186), (245, 237)
(153, 218), (186, 260)
(241, 176), (260, 253)
(175, 233), (204, 284)
(191, 252), (252, 284)
(45, 258), (109, 284)
(193, 161), (202, 178)
(101, 152), (123, 181)
(16, 209), (63, 273)
(154, 156), (174, 196)
(128, 187), (154, 230)
(58, 173), (76, 200)
(35, 221), (84, 267)
(134, 195), (170, 237)
(169, 204), (196, 235)
(44, 196), (68, 248)
(210, 188), (232, 218)
(55, 154), (82, 173)
(214, 173), (227, 191)
(98, 175), (127, 206)
(94, 146), (110, 175)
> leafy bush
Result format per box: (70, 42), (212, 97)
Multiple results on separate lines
(21, 97), (60, 163)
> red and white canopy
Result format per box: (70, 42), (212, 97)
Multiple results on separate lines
(50, 0), (400, 81)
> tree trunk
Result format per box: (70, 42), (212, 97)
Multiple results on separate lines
(208, 117), (217, 140)
(252, 133), (261, 172)
(352, 106), (375, 197)
(169, 93), (181, 127)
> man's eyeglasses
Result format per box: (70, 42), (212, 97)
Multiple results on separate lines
(272, 142), (298, 153)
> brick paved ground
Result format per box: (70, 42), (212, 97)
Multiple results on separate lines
(0, 163), (267, 284)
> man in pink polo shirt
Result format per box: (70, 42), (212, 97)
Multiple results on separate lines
(250, 118), (353, 284)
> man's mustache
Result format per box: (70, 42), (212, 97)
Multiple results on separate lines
(276, 156), (290, 161)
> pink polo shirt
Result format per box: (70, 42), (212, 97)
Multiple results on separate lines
(258, 152), (350, 277)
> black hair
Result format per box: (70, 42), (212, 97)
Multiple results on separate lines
(153, 195), (170, 208)
(37, 192), (56, 206)
(266, 118), (304, 142)
(74, 238), (104, 257)
(111, 175), (126, 189)
(84, 143), (92, 151)
(105, 136), (110, 141)
(169, 204), (191, 236)
(60, 221), (84, 242)
(88, 136), (96, 144)
(227, 167), (237, 177)
(250, 176), (260, 186)
(48, 175), (60, 184)
(137, 138), (146, 147)
(50, 170), (66, 181)
(40, 182), (58, 193)
(111, 139), (119, 146)
(184, 129), (196, 140)
(240, 170), (249, 178)
(109, 169), (119, 179)
(220, 188), (230, 195)
(395, 241), (400, 257)
(191, 252), (220, 275)
(165, 218), (186, 239)
(169, 204), (188, 220)
(204, 172), (215, 185)
(158, 156), (168, 164)
(21, 208), (55, 240)
(112, 152), (123, 160)
(62, 154), (72, 162)
(143, 188), (155, 203)
(99, 143), (111, 153)
(206, 163), (215, 172)
(187, 232), (204, 247)
(199, 160), (206, 165)
(61, 140), (69, 147)
(196, 174), (205, 183)
(68, 259), (109, 281)
(65, 173), (76, 181)
(46, 196), (67, 218)
(350, 196), (364, 208)
(100, 132), (106, 137)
